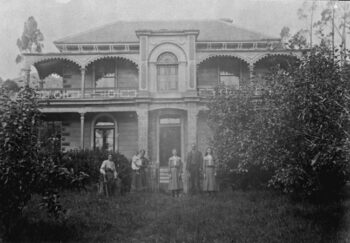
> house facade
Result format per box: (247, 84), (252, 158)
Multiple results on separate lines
(22, 19), (299, 188)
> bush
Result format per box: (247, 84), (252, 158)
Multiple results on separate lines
(208, 45), (350, 201)
(0, 86), (87, 238)
(57, 149), (132, 194)
(208, 84), (276, 190)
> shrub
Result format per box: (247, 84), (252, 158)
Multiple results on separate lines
(58, 149), (132, 194)
(0, 86), (87, 238)
(208, 45), (350, 201)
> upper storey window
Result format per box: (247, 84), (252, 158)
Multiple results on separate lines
(157, 52), (178, 91)
(95, 60), (116, 88)
(219, 65), (240, 90)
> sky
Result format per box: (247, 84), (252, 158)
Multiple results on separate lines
(0, 0), (321, 79)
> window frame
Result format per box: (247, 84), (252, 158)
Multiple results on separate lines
(156, 52), (179, 92)
(218, 65), (240, 90)
(93, 60), (117, 89)
(93, 116), (116, 152)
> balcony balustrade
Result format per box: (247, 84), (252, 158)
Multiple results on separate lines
(37, 88), (138, 100)
(198, 87), (264, 97)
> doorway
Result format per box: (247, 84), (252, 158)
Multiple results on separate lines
(158, 117), (181, 167)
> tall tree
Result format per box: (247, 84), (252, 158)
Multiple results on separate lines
(313, 1), (350, 61)
(297, 0), (318, 47)
(15, 16), (44, 63)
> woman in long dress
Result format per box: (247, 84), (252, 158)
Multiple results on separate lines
(168, 148), (183, 197)
(203, 147), (216, 195)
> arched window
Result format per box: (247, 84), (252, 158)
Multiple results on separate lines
(157, 52), (178, 91)
(94, 116), (115, 151)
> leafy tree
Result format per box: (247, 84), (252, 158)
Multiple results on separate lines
(16, 16), (44, 63)
(0, 86), (87, 238)
(1, 79), (19, 92)
(208, 45), (350, 200)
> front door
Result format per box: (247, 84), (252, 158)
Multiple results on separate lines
(159, 117), (181, 167)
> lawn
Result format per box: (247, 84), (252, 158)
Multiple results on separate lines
(7, 188), (350, 242)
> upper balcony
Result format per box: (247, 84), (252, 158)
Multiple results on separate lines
(25, 51), (298, 104)
(27, 55), (139, 103)
(196, 54), (299, 99)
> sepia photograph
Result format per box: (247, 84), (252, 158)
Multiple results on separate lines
(0, 0), (350, 242)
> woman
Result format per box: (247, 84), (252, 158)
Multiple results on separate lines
(203, 147), (216, 195)
(100, 154), (118, 197)
(168, 148), (183, 197)
(139, 149), (150, 191)
(131, 151), (142, 192)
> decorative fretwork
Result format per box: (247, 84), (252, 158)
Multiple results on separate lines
(37, 88), (138, 99)
(196, 41), (281, 51)
(55, 43), (140, 53)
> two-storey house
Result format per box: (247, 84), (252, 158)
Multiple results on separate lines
(22, 19), (299, 188)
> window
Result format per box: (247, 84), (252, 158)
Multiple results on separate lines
(94, 117), (115, 151)
(95, 60), (116, 88)
(219, 68), (240, 90)
(157, 52), (178, 91)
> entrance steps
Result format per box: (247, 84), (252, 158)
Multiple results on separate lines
(159, 167), (170, 184)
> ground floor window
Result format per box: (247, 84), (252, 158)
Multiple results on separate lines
(94, 116), (115, 151)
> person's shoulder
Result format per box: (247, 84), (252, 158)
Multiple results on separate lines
(101, 160), (108, 165)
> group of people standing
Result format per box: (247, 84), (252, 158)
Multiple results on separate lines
(99, 143), (217, 197)
(168, 144), (217, 197)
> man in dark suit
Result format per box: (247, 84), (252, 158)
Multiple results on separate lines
(186, 143), (203, 194)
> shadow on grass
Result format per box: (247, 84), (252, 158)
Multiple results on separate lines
(5, 218), (79, 242)
(2, 189), (349, 242)
(291, 188), (350, 243)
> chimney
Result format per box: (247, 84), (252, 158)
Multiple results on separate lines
(220, 18), (233, 24)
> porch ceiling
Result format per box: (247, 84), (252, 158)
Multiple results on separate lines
(34, 60), (66, 79)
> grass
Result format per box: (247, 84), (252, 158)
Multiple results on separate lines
(5, 188), (350, 242)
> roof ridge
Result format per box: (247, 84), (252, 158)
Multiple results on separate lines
(54, 19), (219, 43)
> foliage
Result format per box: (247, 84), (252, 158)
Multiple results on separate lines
(0, 86), (87, 238)
(280, 26), (309, 50)
(16, 16), (44, 63)
(56, 149), (132, 194)
(208, 45), (350, 200)
(1, 79), (19, 92)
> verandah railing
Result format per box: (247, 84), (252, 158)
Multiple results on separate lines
(37, 88), (138, 99)
(198, 87), (264, 97)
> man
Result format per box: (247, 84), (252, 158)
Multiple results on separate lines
(100, 154), (118, 197)
(186, 143), (203, 194)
